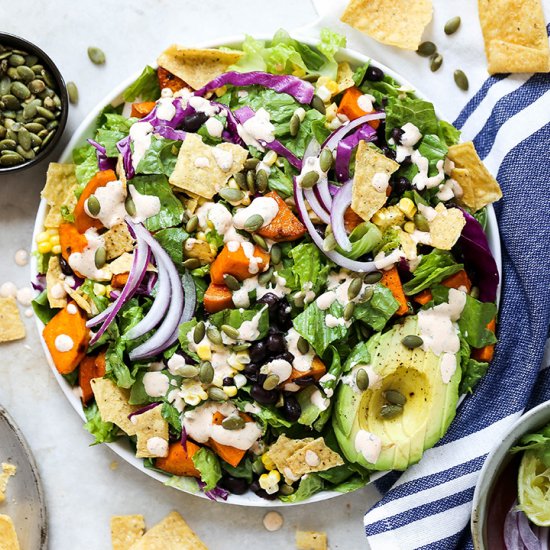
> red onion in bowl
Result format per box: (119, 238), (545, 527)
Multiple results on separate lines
(304, 188), (331, 224)
(330, 180), (354, 252)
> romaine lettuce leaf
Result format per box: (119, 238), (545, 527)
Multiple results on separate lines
(353, 284), (399, 331)
(385, 96), (439, 139)
(403, 250), (464, 295)
(511, 423), (550, 468)
(279, 473), (324, 503)
(460, 358), (489, 394)
(123, 65), (161, 102)
(178, 319), (199, 360)
(154, 227), (188, 267)
(31, 290), (58, 324)
(289, 242), (332, 294)
(73, 143), (99, 188)
(83, 402), (120, 444)
(192, 447), (222, 491)
(336, 222), (382, 260)
(136, 137), (182, 177)
(208, 307), (269, 341)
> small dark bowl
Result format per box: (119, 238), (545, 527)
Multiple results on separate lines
(0, 32), (68, 174)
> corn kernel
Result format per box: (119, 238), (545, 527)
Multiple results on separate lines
(371, 206), (406, 231)
(398, 198), (417, 220)
(325, 103), (338, 122)
(261, 454), (276, 471)
(196, 342), (212, 361)
(404, 221), (416, 234)
(185, 395), (201, 406)
(263, 150), (278, 166)
(233, 374), (247, 388)
(37, 242), (52, 254)
(268, 470), (281, 483)
(51, 244), (62, 255)
(316, 76), (329, 88)
(325, 79), (339, 95)
(223, 386), (238, 398)
(195, 231), (207, 241)
(93, 283), (106, 296)
(214, 86), (227, 97)
(259, 473), (271, 490)
(36, 231), (49, 244)
(50, 234), (60, 246)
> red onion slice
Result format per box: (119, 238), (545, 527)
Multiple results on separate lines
(330, 180), (354, 252)
(322, 112), (386, 152)
(294, 178), (377, 273)
(164, 270), (197, 347)
(504, 501), (527, 550)
(517, 510), (542, 550)
(539, 528), (549, 550)
(304, 188), (331, 225)
(258, 138), (302, 171)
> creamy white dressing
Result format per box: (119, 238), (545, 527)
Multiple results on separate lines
(50, 283), (66, 300)
(211, 147), (233, 172)
(237, 108), (275, 150)
(354, 430), (382, 464)
(188, 95), (219, 117)
(316, 291), (337, 311)
(14, 249), (28, 266)
(325, 314), (348, 328)
(256, 273), (291, 301)
(411, 151), (445, 190)
(297, 156), (327, 188)
(54, 334), (73, 352)
(156, 97), (176, 121)
(205, 117), (224, 138)
(238, 308), (265, 341)
(357, 93), (376, 113)
(285, 328), (315, 373)
(400, 123), (422, 147)
(143, 371), (169, 398)
(410, 230), (432, 246)
(167, 354), (187, 376)
(436, 178), (462, 201)
(374, 248), (405, 270)
(146, 436), (168, 457)
(66, 303), (78, 315)
(440, 352), (458, 384)
(240, 241), (265, 275)
(302, 281), (316, 304)
(183, 402), (261, 450)
(305, 450), (320, 467)
(232, 197), (279, 230)
(129, 184), (161, 222)
(263, 511), (284, 532)
(86, 180), (127, 228)
(195, 156), (210, 168)
(129, 121), (153, 169)
(372, 172), (391, 193)
(16, 286), (34, 306)
(232, 276), (257, 309)
(262, 359), (292, 383)
(68, 229), (111, 281)
(310, 388), (330, 411)
(0, 281), (17, 298)
(195, 202), (244, 244)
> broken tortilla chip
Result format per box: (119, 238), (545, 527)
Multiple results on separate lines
(341, 0), (433, 50)
(336, 62), (355, 93)
(111, 515), (145, 550)
(296, 530), (328, 550)
(128, 511), (208, 550)
(266, 435), (312, 475)
(0, 463), (17, 503)
(104, 223), (134, 261)
(428, 203), (466, 250)
(133, 405), (169, 459)
(478, 0), (550, 74)
(286, 438), (344, 478)
(0, 515), (20, 550)
(447, 141), (502, 211)
(169, 134), (248, 199)
(46, 256), (67, 309)
(157, 46), (243, 90)
(64, 286), (92, 315)
(0, 297), (25, 343)
(42, 163), (78, 229)
(91, 378), (138, 436)
(352, 141), (399, 222)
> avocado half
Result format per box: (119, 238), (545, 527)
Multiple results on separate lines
(333, 316), (461, 471)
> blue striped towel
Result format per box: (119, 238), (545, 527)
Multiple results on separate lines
(363, 42), (550, 550)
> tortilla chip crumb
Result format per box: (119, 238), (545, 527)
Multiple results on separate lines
(296, 530), (327, 550)
(133, 406), (169, 459)
(0, 296), (25, 343)
(0, 514), (20, 550)
(41, 163), (78, 229)
(336, 62), (355, 93)
(111, 515), (145, 550)
(91, 378), (138, 436)
(104, 223), (134, 261)
(341, 0), (432, 50)
(46, 256), (68, 309)
(0, 463), (17, 503)
(428, 203), (466, 250)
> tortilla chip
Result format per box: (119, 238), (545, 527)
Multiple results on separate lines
(296, 530), (328, 550)
(447, 142), (502, 211)
(157, 45), (243, 90)
(104, 223), (134, 261)
(128, 511), (208, 550)
(116, 155), (127, 186)
(0, 463), (16, 504)
(336, 62), (355, 92)
(133, 406), (169, 459)
(341, 0), (433, 50)
(91, 378), (138, 436)
(0, 515), (20, 550)
(169, 134), (248, 199)
(428, 203), (466, 250)
(42, 163), (78, 229)
(286, 438), (344, 478)
(64, 285), (92, 315)
(478, 0), (550, 74)
(111, 515), (145, 550)
(0, 297), (25, 343)
(266, 435), (312, 473)
(46, 256), (67, 309)
(108, 253), (156, 276)
(352, 141), (399, 221)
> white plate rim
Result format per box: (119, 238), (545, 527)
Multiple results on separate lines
(30, 33), (502, 507)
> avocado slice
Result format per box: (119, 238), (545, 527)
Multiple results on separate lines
(333, 316), (461, 471)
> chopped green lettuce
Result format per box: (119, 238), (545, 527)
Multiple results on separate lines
(136, 137), (182, 177)
(208, 306), (269, 341)
(31, 290), (58, 324)
(289, 242), (332, 294)
(403, 250), (464, 295)
(154, 227), (188, 267)
(73, 143), (99, 188)
(192, 447), (222, 491)
(353, 284), (399, 331)
(83, 402), (120, 444)
(336, 222), (382, 260)
(460, 358), (489, 394)
(123, 65), (161, 102)
(164, 475), (200, 493)
(279, 473), (325, 503)
(385, 96), (439, 139)
(512, 423), (550, 468)
(105, 339), (134, 388)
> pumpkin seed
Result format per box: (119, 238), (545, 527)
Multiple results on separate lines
(290, 113), (301, 137)
(87, 46), (106, 65)
(252, 233), (268, 251)
(311, 94), (326, 114)
(279, 484), (295, 496)
(8, 54), (25, 67)
(28, 79), (45, 94)
(401, 334), (423, 349)
(360, 285), (374, 303)
(16, 65), (34, 82)
(430, 53), (443, 72)
(343, 302), (355, 321)
(10, 81), (30, 100)
(206, 326), (223, 345)
(263, 373), (280, 391)
(124, 196), (136, 216)
(182, 258), (201, 270)
(0, 152), (24, 166)
(319, 148), (334, 172)
(46, 119), (58, 130)
(380, 404), (403, 419)
(246, 169), (256, 193)
(43, 96), (55, 110)
(52, 94), (62, 109)
(348, 277), (363, 300)
(221, 324), (240, 340)
(244, 158), (259, 170)
(94, 246), (106, 269)
(222, 416), (245, 430)
(414, 213), (429, 231)
(444, 16), (461, 35)
(34, 117), (48, 126)
(256, 168), (268, 193)
(36, 106), (55, 120)
(356, 368), (369, 391)
(2, 94), (20, 110)
(323, 233), (337, 252)
(67, 81), (78, 104)
(219, 187), (244, 203)
(208, 386), (228, 402)
(41, 130), (56, 148)
(23, 103), (37, 119)
(25, 55), (38, 67)
(417, 41), (437, 57)
(17, 128), (31, 151)
(358, 323), (371, 340)
(223, 274), (241, 291)
(364, 271), (382, 284)
(244, 213), (264, 232)
(6, 68), (18, 80)
(234, 172), (247, 190)
(199, 361), (215, 384)
(2, 110), (15, 119)
(385, 389), (406, 406)
(454, 69), (469, 91)
(258, 267), (273, 286)
(41, 69), (55, 88)
(185, 215), (198, 233)
(270, 244), (281, 265)
(0, 127), (5, 140)
(0, 139), (16, 151)
(252, 457), (265, 475)
(300, 170), (320, 189)
(0, 77), (11, 95)
(297, 336), (309, 355)
(180, 365), (200, 378)
(193, 321), (206, 343)
(29, 132), (42, 147)
(232, 343), (250, 351)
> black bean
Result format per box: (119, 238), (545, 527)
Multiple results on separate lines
(275, 352), (294, 364)
(257, 292), (279, 313)
(391, 127), (404, 145)
(392, 176), (411, 195)
(251, 384), (279, 405)
(222, 377), (234, 386)
(381, 145), (396, 160)
(181, 112), (208, 132)
(58, 256), (73, 276)
(249, 341), (267, 363)
(220, 475), (249, 495)
(294, 375), (316, 387)
(266, 333), (286, 353)
(365, 65), (384, 82)
(282, 395), (301, 422)
(276, 299), (292, 329)
(243, 363), (259, 382)
(401, 155), (412, 167)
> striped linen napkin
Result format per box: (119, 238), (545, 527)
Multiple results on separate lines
(301, 1), (550, 547)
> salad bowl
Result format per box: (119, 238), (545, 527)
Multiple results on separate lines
(31, 33), (502, 506)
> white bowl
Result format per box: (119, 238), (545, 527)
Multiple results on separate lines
(31, 33), (502, 506)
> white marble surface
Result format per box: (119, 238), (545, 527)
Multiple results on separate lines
(0, 1), (382, 548)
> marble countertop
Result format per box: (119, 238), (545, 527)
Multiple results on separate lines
(0, 1), (381, 548)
